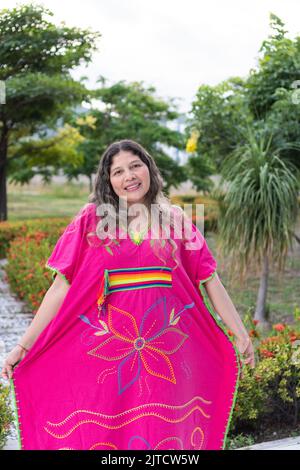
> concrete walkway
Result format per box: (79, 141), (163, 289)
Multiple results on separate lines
(0, 257), (299, 451)
(0, 258), (33, 450)
(237, 435), (300, 450)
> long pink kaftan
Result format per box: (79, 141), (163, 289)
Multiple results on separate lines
(10, 202), (242, 450)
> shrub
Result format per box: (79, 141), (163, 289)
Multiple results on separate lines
(0, 218), (68, 259)
(170, 194), (219, 232)
(3, 218), (70, 313)
(230, 308), (300, 435)
(0, 382), (14, 450)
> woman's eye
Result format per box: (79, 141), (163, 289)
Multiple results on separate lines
(113, 164), (141, 176)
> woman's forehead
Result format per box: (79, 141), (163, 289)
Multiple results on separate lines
(111, 152), (142, 170)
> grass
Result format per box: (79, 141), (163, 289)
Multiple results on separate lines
(7, 181), (89, 220)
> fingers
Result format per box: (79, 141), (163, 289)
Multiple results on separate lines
(1, 363), (14, 381)
(2, 358), (22, 381)
(242, 356), (255, 369)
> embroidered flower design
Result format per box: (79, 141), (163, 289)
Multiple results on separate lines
(86, 296), (189, 394)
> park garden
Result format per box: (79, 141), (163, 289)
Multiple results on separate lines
(0, 4), (300, 450)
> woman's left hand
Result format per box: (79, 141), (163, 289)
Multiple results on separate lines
(234, 335), (256, 378)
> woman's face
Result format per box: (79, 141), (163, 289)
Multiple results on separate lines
(109, 151), (150, 206)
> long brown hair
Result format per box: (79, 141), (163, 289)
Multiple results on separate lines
(87, 139), (189, 268)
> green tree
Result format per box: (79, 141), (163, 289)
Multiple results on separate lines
(186, 13), (300, 182)
(65, 79), (187, 192)
(218, 127), (299, 326)
(0, 3), (101, 220)
(186, 77), (252, 176)
(247, 13), (300, 169)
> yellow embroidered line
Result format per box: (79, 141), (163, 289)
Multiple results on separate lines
(46, 395), (213, 427)
(89, 442), (118, 450)
(191, 426), (205, 449)
(44, 407), (211, 439)
(154, 436), (184, 450)
(198, 270), (242, 450)
(141, 347), (176, 383)
(143, 318), (158, 339)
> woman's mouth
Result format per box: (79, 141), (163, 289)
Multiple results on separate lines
(125, 182), (142, 192)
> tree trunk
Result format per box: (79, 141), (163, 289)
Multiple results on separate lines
(89, 174), (93, 193)
(0, 128), (8, 221)
(254, 254), (270, 327)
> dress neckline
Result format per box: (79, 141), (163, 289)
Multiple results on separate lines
(119, 223), (151, 246)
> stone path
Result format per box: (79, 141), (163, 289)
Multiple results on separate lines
(0, 257), (299, 451)
(0, 258), (33, 450)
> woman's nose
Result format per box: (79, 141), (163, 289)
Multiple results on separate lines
(124, 169), (136, 180)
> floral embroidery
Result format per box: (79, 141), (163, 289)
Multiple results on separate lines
(79, 296), (193, 394)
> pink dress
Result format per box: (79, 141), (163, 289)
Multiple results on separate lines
(10, 202), (242, 450)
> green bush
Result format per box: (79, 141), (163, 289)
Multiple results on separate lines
(0, 218), (69, 259)
(230, 309), (300, 435)
(2, 218), (70, 312)
(170, 194), (219, 232)
(226, 433), (256, 450)
(0, 382), (14, 450)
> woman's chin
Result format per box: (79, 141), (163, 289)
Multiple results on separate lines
(121, 194), (146, 205)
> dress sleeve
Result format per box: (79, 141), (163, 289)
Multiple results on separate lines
(181, 221), (218, 287)
(45, 204), (90, 286)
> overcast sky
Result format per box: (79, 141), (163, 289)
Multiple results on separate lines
(2, 0), (300, 113)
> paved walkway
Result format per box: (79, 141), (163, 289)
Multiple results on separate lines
(238, 435), (300, 450)
(0, 257), (299, 451)
(0, 258), (33, 450)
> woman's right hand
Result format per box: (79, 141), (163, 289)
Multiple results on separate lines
(1, 345), (28, 381)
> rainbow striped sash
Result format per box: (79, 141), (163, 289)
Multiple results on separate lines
(97, 266), (172, 316)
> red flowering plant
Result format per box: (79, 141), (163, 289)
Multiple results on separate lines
(229, 307), (300, 437)
(3, 218), (70, 313)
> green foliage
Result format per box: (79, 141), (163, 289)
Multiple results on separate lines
(2, 217), (70, 311)
(170, 194), (219, 231)
(67, 80), (187, 192)
(186, 13), (300, 180)
(186, 77), (252, 172)
(0, 3), (100, 79)
(0, 3), (101, 219)
(0, 218), (68, 258)
(247, 14), (300, 120)
(225, 433), (255, 450)
(218, 127), (300, 280)
(0, 382), (14, 450)
(245, 13), (300, 169)
(231, 313), (300, 433)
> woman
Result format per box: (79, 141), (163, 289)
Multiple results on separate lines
(2, 139), (255, 450)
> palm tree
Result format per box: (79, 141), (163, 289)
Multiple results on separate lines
(218, 128), (299, 327)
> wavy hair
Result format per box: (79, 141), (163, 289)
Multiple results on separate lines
(87, 139), (191, 268)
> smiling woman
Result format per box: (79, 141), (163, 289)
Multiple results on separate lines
(5, 139), (254, 451)
(109, 152), (151, 206)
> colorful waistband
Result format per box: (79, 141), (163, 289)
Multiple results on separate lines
(97, 266), (172, 315)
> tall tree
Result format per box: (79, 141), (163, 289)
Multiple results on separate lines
(246, 13), (300, 169)
(186, 78), (251, 163)
(0, 3), (101, 220)
(218, 127), (299, 326)
(64, 79), (187, 192)
(186, 14), (300, 180)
